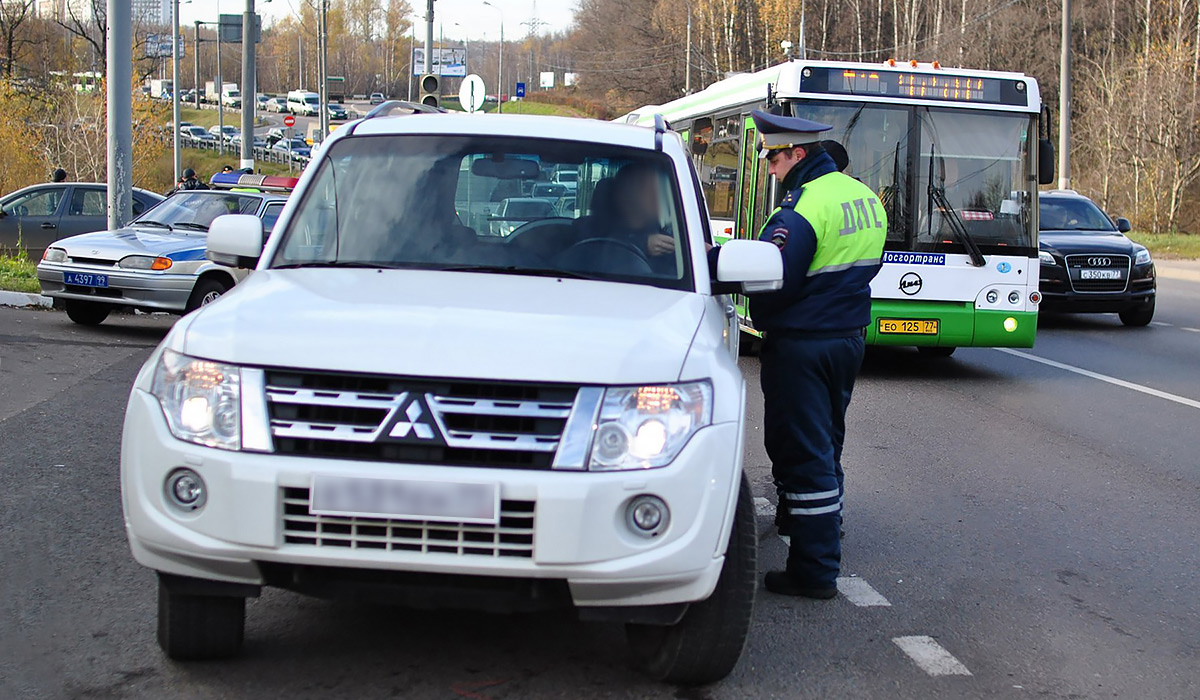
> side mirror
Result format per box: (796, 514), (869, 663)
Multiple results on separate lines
(207, 214), (264, 268)
(713, 239), (784, 293)
(1037, 139), (1055, 185)
(1116, 217), (1132, 233)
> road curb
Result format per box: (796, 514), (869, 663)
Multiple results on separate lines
(0, 290), (53, 308)
(1155, 262), (1200, 283)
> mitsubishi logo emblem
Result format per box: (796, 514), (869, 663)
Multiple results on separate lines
(386, 395), (440, 441)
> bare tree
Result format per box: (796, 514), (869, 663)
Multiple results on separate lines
(0, 0), (35, 76)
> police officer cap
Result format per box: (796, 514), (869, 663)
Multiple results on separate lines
(751, 109), (832, 158)
(182, 168), (196, 178)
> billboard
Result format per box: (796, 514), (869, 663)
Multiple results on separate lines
(412, 48), (468, 77)
(217, 14), (262, 43)
(564, 72), (578, 87)
(540, 71), (554, 89)
(145, 34), (185, 59)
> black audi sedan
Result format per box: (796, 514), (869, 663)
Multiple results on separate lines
(1038, 190), (1156, 326)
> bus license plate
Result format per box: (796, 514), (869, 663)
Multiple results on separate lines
(1080, 269), (1122, 280)
(63, 272), (108, 288)
(878, 318), (939, 335)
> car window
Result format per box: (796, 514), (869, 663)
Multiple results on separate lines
(69, 188), (106, 216)
(3, 187), (65, 217)
(136, 192), (262, 229)
(1039, 197), (1116, 232)
(261, 202), (285, 234)
(273, 134), (692, 291)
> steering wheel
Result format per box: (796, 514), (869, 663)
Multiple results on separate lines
(567, 237), (651, 264)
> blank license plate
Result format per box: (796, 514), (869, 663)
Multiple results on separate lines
(311, 475), (499, 523)
(63, 271), (108, 287)
(1080, 269), (1122, 280)
(878, 318), (939, 335)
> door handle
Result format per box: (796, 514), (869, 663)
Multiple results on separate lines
(41, 222), (56, 229)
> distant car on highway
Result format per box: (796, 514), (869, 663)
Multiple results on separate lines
(256, 94), (269, 109)
(36, 177), (296, 325)
(209, 125), (240, 142)
(229, 133), (267, 149)
(1038, 190), (1156, 326)
(266, 97), (288, 113)
(271, 137), (311, 160)
(327, 103), (348, 120)
(0, 183), (163, 259)
(369, 92), (385, 104)
(184, 126), (217, 144)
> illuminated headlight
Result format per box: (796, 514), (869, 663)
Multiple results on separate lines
(42, 248), (67, 262)
(588, 382), (712, 471)
(119, 255), (173, 270)
(150, 349), (241, 450)
(1039, 250), (1057, 266)
(1134, 248), (1152, 266)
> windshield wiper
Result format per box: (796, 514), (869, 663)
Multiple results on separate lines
(174, 222), (209, 232)
(134, 220), (173, 230)
(272, 261), (406, 270)
(927, 145), (986, 267)
(439, 264), (596, 280)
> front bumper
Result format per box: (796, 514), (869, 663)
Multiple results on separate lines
(121, 389), (743, 609)
(1039, 262), (1156, 312)
(37, 262), (196, 312)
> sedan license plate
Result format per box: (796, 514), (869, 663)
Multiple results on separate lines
(878, 318), (939, 335)
(311, 475), (499, 524)
(63, 271), (108, 288)
(1080, 269), (1122, 280)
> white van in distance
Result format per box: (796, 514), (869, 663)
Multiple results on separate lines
(286, 89), (320, 116)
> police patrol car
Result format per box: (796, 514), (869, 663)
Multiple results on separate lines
(119, 105), (785, 684)
(37, 173), (296, 325)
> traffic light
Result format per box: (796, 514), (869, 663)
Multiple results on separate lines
(419, 74), (440, 108)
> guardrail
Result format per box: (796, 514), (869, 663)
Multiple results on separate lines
(162, 133), (310, 170)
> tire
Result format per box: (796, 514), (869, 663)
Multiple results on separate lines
(187, 277), (231, 312)
(1119, 298), (1155, 327)
(157, 580), (245, 660)
(626, 471), (757, 686)
(917, 346), (956, 358)
(64, 299), (111, 326)
(737, 331), (762, 357)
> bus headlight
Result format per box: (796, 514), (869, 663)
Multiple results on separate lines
(588, 382), (712, 471)
(150, 349), (241, 450)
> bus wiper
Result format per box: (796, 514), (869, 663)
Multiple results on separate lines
(440, 264), (596, 280)
(134, 220), (173, 230)
(927, 146), (986, 267)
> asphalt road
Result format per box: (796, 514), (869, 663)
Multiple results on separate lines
(2, 272), (1199, 699)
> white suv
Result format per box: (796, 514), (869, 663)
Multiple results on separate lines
(120, 111), (783, 684)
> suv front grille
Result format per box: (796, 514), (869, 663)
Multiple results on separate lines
(281, 487), (535, 558)
(1066, 254), (1131, 292)
(264, 370), (577, 469)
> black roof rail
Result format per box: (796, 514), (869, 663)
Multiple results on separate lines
(349, 100), (446, 135)
(653, 113), (669, 151)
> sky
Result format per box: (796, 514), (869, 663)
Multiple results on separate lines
(177, 0), (577, 42)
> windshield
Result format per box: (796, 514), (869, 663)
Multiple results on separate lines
(270, 135), (693, 290)
(136, 192), (261, 230)
(305, 96), (319, 105)
(1039, 197), (1115, 231)
(916, 108), (1033, 251)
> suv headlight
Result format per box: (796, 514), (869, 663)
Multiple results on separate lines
(1038, 250), (1057, 266)
(588, 382), (712, 471)
(1134, 248), (1152, 266)
(150, 349), (241, 450)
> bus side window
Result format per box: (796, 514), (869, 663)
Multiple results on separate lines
(738, 123), (757, 239)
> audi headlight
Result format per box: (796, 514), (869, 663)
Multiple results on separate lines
(588, 382), (712, 471)
(150, 349), (241, 450)
(119, 255), (173, 270)
(42, 247), (67, 262)
(1134, 248), (1152, 266)
(1038, 250), (1057, 266)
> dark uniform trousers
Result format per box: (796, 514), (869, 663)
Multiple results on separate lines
(761, 331), (865, 587)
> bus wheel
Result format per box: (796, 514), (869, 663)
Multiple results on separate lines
(917, 346), (956, 358)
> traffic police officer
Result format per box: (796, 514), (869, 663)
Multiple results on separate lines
(744, 109), (887, 598)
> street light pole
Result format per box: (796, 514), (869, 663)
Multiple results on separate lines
(240, 0), (256, 169)
(216, 0), (224, 156)
(483, 1), (502, 113)
(1058, 0), (1072, 190)
(194, 21), (201, 108)
(172, 0), (181, 182)
(106, 0), (132, 230)
(423, 0), (433, 74)
(318, 0), (329, 139)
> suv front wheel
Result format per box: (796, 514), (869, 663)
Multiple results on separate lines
(157, 578), (246, 660)
(625, 471), (757, 685)
(1119, 298), (1155, 327)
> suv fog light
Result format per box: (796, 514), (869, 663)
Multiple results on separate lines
(1008, 291), (1021, 304)
(626, 495), (670, 538)
(165, 468), (207, 511)
(986, 289), (999, 304)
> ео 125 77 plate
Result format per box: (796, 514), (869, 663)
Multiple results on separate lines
(878, 318), (939, 335)
(310, 475), (499, 523)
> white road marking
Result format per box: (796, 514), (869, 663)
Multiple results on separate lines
(1182, 327), (1200, 333)
(1150, 321), (1173, 327)
(754, 496), (773, 517)
(837, 577), (892, 606)
(892, 636), (973, 677)
(997, 348), (1200, 411)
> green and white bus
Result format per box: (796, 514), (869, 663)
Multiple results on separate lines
(621, 60), (1055, 354)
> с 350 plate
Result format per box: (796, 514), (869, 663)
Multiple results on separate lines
(311, 475), (499, 523)
(878, 318), (939, 335)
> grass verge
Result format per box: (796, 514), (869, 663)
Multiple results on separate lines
(1128, 232), (1200, 260)
(0, 251), (40, 294)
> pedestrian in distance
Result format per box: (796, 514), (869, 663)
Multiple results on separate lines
(51, 168), (67, 183)
(709, 109), (888, 599)
(174, 168), (209, 193)
(221, 165), (234, 174)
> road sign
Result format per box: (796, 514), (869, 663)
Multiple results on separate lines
(283, 115), (296, 127)
(459, 74), (486, 113)
(515, 82), (526, 98)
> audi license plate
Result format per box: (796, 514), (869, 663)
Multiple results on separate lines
(311, 475), (499, 523)
(63, 271), (108, 288)
(1080, 269), (1122, 280)
(878, 318), (939, 335)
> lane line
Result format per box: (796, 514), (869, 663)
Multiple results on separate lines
(1182, 327), (1200, 333)
(837, 577), (892, 606)
(754, 496), (773, 518)
(1150, 321), (1173, 327)
(892, 636), (973, 677)
(996, 348), (1200, 411)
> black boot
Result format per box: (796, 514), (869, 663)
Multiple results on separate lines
(764, 571), (838, 599)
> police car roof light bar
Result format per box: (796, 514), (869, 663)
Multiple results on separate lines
(210, 172), (300, 193)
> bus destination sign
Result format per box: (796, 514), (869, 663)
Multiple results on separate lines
(799, 66), (1029, 106)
